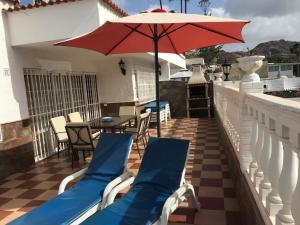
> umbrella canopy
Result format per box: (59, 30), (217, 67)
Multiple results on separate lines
(56, 8), (249, 137)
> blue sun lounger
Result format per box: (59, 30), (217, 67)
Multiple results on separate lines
(8, 133), (134, 225)
(81, 137), (200, 225)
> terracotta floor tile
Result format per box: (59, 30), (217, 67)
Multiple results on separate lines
(18, 200), (45, 212)
(16, 181), (41, 189)
(17, 189), (45, 199)
(226, 211), (242, 225)
(35, 190), (57, 201)
(0, 180), (25, 189)
(0, 199), (31, 211)
(200, 178), (223, 187)
(0, 210), (13, 220)
(0, 189), (27, 199)
(198, 187), (224, 198)
(224, 198), (240, 212)
(194, 210), (226, 225)
(32, 181), (58, 190)
(0, 211), (26, 224)
(198, 197), (224, 210)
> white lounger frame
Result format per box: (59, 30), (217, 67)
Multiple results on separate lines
(57, 139), (134, 225)
(102, 144), (200, 225)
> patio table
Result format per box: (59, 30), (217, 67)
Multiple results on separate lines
(89, 115), (136, 132)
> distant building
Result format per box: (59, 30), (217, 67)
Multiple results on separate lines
(267, 62), (300, 78)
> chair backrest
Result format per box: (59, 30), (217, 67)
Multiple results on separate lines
(144, 112), (152, 132)
(137, 112), (149, 136)
(85, 133), (133, 181)
(65, 122), (94, 150)
(134, 137), (189, 193)
(50, 116), (68, 142)
(119, 106), (136, 116)
(68, 112), (83, 123)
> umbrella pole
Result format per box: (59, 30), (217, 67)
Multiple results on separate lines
(154, 24), (161, 137)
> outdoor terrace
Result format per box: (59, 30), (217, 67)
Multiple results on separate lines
(0, 118), (241, 225)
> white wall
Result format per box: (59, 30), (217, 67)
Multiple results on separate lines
(0, 4), (29, 124)
(97, 57), (135, 103)
(7, 0), (101, 46)
(159, 62), (171, 81)
(263, 77), (300, 91)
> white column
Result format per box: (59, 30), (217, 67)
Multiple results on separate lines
(291, 149), (300, 225)
(254, 117), (265, 189)
(276, 140), (299, 225)
(249, 115), (258, 181)
(266, 130), (284, 217)
(259, 123), (272, 205)
(238, 103), (253, 170)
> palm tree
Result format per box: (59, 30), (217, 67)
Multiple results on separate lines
(290, 43), (300, 77)
(169, 0), (189, 13)
(159, 0), (163, 9)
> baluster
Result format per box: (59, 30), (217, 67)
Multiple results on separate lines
(249, 111), (258, 181)
(276, 140), (299, 225)
(259, 121), (272, 205)
(254, 115), (265, 189)
(266, 128), (284, 217)
(291, 148), (300, 225)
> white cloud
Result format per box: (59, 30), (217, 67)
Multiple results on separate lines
(210, 5), (300, 52)
(224, 0), (300, 18)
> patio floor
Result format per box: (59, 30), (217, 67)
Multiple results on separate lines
(0, 118), (242, 225)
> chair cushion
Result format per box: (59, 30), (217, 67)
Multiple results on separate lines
(8, 133), (133, 225)
(134, 137), (189, 193)
(81, 137), (190, 225)
(8, 178), (107, 225)
(145, 101), (168, 112)
(81, 184), (171, 225)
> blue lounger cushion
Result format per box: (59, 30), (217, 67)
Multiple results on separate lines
(145, 101), (168, 112)
(82, 137), (189, 225)
(8, 133), (133, 225)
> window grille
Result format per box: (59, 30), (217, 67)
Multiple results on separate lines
(24, 68), (100, 161)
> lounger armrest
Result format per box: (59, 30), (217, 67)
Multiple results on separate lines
(58, 167), (88, 195)
(159, 183), (200, 225)
(101, 172), (135, 209)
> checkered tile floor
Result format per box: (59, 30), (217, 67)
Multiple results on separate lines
(0, 118), (242, 225)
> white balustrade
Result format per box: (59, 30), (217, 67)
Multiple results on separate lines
(249, 111), (258, 181)
(266, 128), (283, 217)
(291, 148), (300, 225)
(254, 117), (265, 189)
(213, 55), (300, 225)
(276, 140), (299, 225)
(259, 121), (272, 205)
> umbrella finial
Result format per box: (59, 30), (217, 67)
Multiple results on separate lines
(151, 8), (167, 13)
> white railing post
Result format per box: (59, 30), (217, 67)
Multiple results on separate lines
(249, 108), (259, 181)
(291, 148), (300, 225)
(266, 119), (284, 217)
(276, 136), (299, 225)
(259, 115), (272, 205)
(238, 101), (253, 170)
(254, 112), (265, 189)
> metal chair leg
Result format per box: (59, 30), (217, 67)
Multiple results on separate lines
(142, 135), (146, 149)
(57, 143), (60, 159)
(135, 141), (141, 159)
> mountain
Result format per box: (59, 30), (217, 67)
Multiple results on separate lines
(219, 39), (300, 63)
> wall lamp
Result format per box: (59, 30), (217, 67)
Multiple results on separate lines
(118, 59), (126, 75)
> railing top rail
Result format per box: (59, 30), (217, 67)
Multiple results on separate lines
(246, 92), (300, 114)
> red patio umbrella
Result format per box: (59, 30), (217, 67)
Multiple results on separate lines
(56, 8), (249, 137)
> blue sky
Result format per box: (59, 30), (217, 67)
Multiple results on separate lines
(113, 0), (224, 15)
